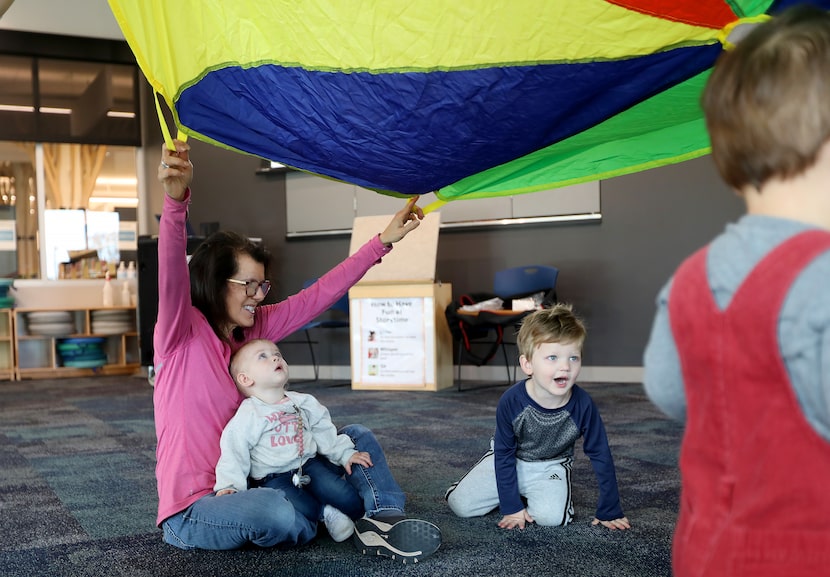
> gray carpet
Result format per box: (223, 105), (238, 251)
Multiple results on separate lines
(0, 376), (682, 577)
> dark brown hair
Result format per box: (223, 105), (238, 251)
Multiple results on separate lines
(187, 231), (272, 343)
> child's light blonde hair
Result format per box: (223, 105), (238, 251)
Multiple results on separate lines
(516, 304), (586, 360)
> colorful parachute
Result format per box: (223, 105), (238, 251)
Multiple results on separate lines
(108, 0), (830, 201)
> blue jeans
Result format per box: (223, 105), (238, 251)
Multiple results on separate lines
(162, 487), (316, 550)
(253, 455), (365, 521)
(341, 423), (406, 517)
(161, 423), (406, 550)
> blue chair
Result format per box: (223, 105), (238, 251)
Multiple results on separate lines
(494, 265), (559, 303)
(448, 265), (559, 390)
(285, 279), (350, 382)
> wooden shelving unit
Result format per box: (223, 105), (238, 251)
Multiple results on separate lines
(12, 306), (139, 380)
(0, 309), (14, 381)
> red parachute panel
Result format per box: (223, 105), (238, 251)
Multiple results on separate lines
(605, 0), (738, 29)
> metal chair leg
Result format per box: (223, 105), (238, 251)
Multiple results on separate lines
(456, 340), (464, 392)
(303, 329), (319, 382)
(500, 342), (512, 385)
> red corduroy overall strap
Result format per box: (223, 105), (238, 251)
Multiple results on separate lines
(669, 230), (830, 577)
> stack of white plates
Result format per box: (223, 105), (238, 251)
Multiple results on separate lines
(91, 309), (133, 335)
(27, 311), (75, 336)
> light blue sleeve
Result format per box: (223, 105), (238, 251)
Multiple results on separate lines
(643, 278), (687, 423)
(780, 255), (830, 442)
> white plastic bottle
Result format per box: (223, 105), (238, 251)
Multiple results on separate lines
(127, 261), (136, 279)
(121, 281), (131, 307)
(116, 261), (127, 280)
(102, 272), (114, 307)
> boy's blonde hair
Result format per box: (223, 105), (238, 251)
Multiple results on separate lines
(516, 304), (586, 360)
(702, 5), (830, 191)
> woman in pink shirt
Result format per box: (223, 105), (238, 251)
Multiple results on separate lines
(154, 140), (441, 562)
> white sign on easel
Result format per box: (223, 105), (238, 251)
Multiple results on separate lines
(348, 210), (448, 390)
(351, 296), (437, 386)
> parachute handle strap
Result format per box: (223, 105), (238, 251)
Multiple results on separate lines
(154, 91), (188, 151)
(422, 197), (446, 215)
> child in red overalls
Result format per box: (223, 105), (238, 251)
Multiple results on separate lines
(644, 5), (830, 577)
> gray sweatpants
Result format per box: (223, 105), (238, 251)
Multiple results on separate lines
(446, 444), (574, 527)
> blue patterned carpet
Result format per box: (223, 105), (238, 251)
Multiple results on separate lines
(0, 376), (682, 577)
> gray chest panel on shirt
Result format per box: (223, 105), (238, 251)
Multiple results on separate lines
(514, 406), (579, 461)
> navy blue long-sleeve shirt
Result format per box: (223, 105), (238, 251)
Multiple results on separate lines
(494, 382), (624, 520)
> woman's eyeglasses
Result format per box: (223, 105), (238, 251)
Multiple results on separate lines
(227, 278), (271, 297)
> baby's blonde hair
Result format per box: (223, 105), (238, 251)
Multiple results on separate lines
(229, 338), (273, 393)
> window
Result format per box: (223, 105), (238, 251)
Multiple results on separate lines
(0, 55), (139, 145)
(0, 32), (142, 278)
(0, 55), (36, 141)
